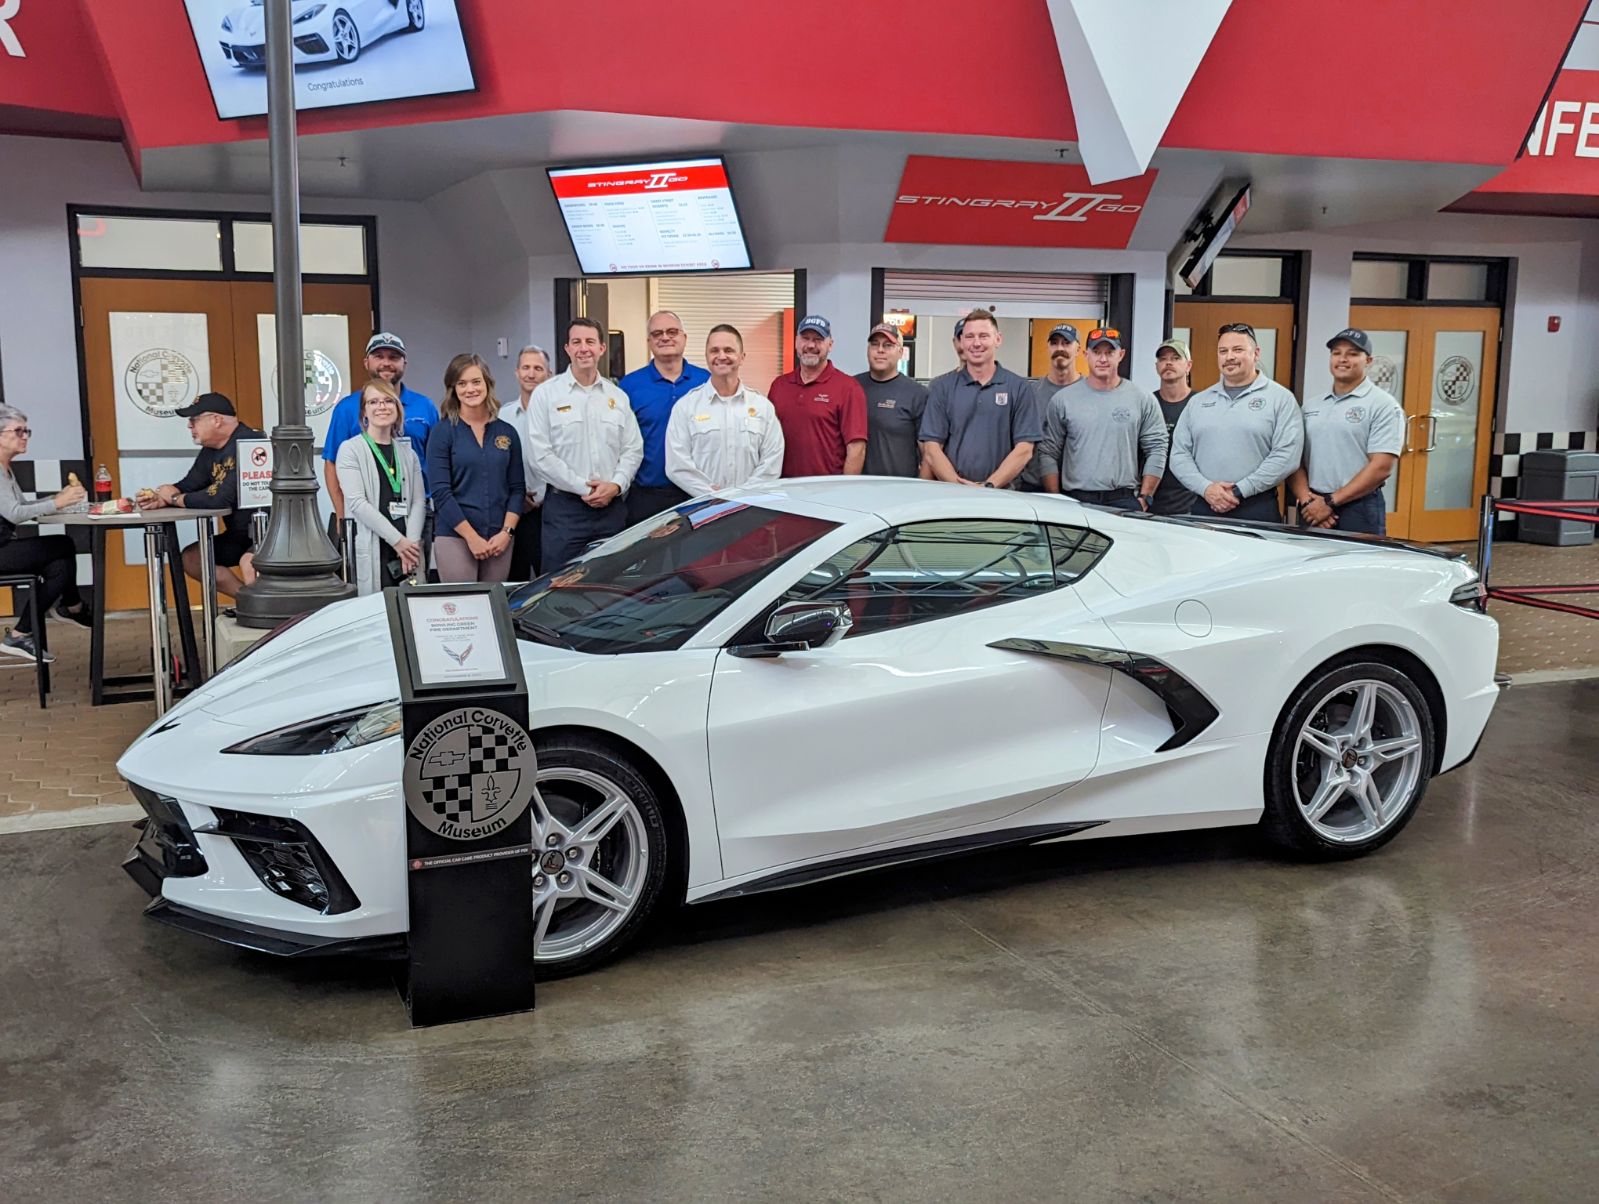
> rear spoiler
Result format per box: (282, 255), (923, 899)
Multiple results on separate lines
(1102, 508), (1470, 564)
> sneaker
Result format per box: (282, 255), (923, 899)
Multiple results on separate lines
(0, 628), (55, 664)
(54, 600), (94, 629)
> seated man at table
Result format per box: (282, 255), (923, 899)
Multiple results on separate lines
(137, 392), (264, 598)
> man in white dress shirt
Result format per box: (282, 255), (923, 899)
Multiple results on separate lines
(665, 324), (785, 497)
(525, 317), (643, 569)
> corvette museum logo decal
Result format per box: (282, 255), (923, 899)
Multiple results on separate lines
(403, 708), (536, 842)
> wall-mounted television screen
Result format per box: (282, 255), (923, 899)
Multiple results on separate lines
(548, 157), (753, 276)
(183, 0), (477, 120)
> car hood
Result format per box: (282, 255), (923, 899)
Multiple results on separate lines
(159, 593), (582, 734)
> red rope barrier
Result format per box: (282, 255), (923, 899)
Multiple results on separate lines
(1486, 588), (1599, 620)
(1492, 502), (1599, 524)
(1491, 583), (1599, 596)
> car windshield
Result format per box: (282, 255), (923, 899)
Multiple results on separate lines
(508, 500), (840, 655)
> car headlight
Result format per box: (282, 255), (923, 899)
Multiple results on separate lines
(223, 701), (402, 756)
(294, 4), (326, 22)
(222, 15), (234, 32)
(1450, 579), (1487, 612)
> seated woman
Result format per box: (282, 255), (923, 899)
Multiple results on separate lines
(0, 404), (89, 663)
(334, 379), (426, 595)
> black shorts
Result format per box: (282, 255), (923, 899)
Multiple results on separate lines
(214, 527), (254, 568)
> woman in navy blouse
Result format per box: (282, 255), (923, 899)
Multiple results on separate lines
(426, 353), (525, 582)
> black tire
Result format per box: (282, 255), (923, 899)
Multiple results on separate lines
(1261, 658), (1436, 859)
(405, 0), (426, 31)
(531, 735), (673, 978)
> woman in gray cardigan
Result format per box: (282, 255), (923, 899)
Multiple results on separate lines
(0, 404), (89, 662)
(334, 381), (425, 595)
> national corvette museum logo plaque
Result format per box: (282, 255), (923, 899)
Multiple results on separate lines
(126, 348), (200, 417)
(403, 708), (536, 841)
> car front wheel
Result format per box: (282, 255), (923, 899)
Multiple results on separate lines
(529, 735), (672, 977)
(406, 0), (425, 30)
(1262, 659), (1436, 858)
(331, 11), (360, 62)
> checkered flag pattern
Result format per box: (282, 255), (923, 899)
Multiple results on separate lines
(426, 776), (475, 824)
(134, 360), (188, 409)
(470, 728), (517, 774)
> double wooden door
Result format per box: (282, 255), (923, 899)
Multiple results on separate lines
(79, 278), (373, 609)
(1349, 306), (1499, 542)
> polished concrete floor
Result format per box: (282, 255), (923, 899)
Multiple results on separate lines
(2, 681), (1596, 1203)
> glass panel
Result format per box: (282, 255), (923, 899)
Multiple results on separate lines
(1210, 256), (1283, 297)
(1254, 328), (1278, 381)
(78, 215), (222, 272)
(234, 222), (367, 275)
(109, 312), (213, 451)
(1427, 263), (1489, 302)
(257, 313), (352, 448)
(1366, 330), (1410, 514)
(1351, 259), (1410, 299)
(1170, 326), (1191, 350)
(1424, 330), (1485, 511)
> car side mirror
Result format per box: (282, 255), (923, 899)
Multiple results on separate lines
(729, 601), (853, 659)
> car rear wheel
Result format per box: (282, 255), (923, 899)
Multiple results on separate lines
(331, 12), (360, 62)
(530, 736), (672, 977)
(406, 0), (425, 30)
(1262, 659), (1435, 858)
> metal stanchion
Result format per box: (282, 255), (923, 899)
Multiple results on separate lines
(1476, 494), (1496, 598)
(145, 528), (172, 716)
(198, 517), (219, 679)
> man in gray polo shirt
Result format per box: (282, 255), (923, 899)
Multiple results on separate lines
(920, 309), (1041, 488)
(1288, 327), (1404, 535)
(1169, 322), (1303, 522)
(1039, 327), (1166, 510)
(1020, 323), (1083, 492)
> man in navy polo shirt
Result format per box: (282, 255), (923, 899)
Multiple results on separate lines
(619, 310), (709, 524)
(322, 331), (439, 522)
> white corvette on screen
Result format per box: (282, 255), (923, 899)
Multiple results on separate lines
(119, 480), (1503, 977)
(218, 0), (424, 68)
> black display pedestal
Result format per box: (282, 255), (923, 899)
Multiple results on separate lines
(386, 582), (536, 1027)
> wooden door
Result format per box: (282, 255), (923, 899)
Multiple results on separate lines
(1351, 305), (1500, 542)
(1027, 316), (1103, 379)
(1172, 301), (1295, 393)
(80, 278), (240, 610)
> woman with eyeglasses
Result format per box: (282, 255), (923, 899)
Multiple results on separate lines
(0, 405), (90, 663)
(335, 379), (426, 594)
(1167, 322), (1304, 523)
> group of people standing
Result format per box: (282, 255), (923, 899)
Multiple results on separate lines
(2, 305), (1406, 663)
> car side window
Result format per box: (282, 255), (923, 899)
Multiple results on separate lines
(781, 519), (1059, 638)
(1045, 524), (1113, 584)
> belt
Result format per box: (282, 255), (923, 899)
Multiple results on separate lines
(1066, 486), (1134, 503)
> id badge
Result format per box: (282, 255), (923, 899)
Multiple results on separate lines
(388, 500), (407, 520)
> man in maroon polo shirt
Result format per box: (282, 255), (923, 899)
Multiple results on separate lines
(769, 314), (867, 477)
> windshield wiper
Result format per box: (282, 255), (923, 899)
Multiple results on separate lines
(513, 617), (575, 649)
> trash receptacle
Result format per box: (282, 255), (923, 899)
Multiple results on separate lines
(1518, 449), (1599, 546)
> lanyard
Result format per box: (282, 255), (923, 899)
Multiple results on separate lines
(362, 434), (404, 497)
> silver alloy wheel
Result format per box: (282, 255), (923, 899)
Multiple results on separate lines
(530, 765), (650, 963)
(407, 0), (425, 29)
(332, 13), (359, 61)
(1293, 680), (1425, 844)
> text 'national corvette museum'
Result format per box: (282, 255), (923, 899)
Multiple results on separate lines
(2, 2), (1598, 1201)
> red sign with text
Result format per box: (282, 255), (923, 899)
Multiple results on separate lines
(548, 161), (731, 199)
(1471, 70), (1599, 197)
(885, 157), (1157, 248)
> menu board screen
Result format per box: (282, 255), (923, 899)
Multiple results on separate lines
(548, 158), (753, 276)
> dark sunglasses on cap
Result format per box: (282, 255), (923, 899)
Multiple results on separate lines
(1218, 322), (1257, 338)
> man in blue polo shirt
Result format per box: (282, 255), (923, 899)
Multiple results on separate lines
(321, 331), (439, 522)
(619, 310), (709, 525)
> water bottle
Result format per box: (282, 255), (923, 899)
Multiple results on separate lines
(94, 463), (114, 503)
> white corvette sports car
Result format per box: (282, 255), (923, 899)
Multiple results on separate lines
(119, 480), (1503, 977)
(218, 0), (424, 68)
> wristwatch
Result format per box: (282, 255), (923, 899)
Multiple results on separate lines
(1136, 492), (1153, 507)
(982, 481), (996, 489)
(1230, 485), (1244, 502)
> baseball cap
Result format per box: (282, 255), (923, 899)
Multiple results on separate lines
(365, 331), (407, 356)
(952, 317), (967, 339)
(1156, 337), (1191, 360)
(1048, 324), (1080, 344)
(796, 314), (832, 339)
(1327, 327), (1374, 355)
(174, 392), (236, 418)
(1086, 327), (1123, 350)
(867, 322), (903, 346)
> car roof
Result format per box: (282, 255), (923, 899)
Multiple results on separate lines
(725, 476), (1081, 525)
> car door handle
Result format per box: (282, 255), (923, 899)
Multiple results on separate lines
(1403, 414), (1426, 454)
